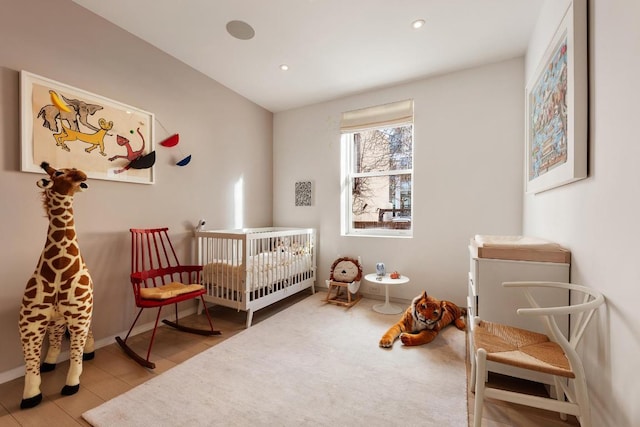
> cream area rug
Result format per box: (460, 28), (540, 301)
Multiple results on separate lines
(83, 292), (468, 426)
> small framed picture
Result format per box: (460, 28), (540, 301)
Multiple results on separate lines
(295, 181), (312, 206)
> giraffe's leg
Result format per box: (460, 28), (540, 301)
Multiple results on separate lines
(42, 320), (94, 369)
(18, 313), (48, 409)
(41, 317), (66, 372)
(62, 321), (90, 396)
(83, 328), (95, 361)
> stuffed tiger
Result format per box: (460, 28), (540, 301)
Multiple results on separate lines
(379, 291), (467, 348)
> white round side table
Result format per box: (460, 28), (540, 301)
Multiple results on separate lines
(364, 273), (410, 314)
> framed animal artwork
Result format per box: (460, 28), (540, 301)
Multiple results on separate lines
(20, 71), (155, 184)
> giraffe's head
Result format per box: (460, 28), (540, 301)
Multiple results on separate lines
(37, 162), (88, 196)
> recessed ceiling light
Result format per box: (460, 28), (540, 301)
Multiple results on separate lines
(412, 19), (425, 29)
(280, 64), (289, 71)
(226, 20), (255, 40)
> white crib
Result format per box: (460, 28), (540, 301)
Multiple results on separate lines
(195, 227), (316, 327)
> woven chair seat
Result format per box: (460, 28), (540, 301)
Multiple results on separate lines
(474, 319), (573, 378)
(139, 282), (204, 300)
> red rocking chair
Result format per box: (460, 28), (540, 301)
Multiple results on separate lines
(116, 227), (220, 369)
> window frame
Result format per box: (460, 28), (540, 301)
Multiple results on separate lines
(340, 122), (414, 238)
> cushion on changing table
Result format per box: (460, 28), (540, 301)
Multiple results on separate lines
(470, 235), (571, 263)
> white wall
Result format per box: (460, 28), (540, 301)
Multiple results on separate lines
(274, 58), (525, 306)
(0, 0), (272, 378)
(524, 1), (639, 425)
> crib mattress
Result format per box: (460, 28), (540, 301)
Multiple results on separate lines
(202, 252), (313, 291)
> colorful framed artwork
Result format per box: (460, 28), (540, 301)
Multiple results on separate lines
(525, 0), (587, 194)
(20, 71), (155, 184)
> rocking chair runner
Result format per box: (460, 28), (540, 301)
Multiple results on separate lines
(116, 227), (220, 369)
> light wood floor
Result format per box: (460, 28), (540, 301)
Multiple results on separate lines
(1, 291), (579, 426)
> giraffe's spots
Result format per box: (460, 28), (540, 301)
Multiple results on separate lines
(51, 254), (73, 271)
(44, 245), (61, 260)
(40, 263), (56, 283)
(42, 283), (55, 295)
(52, 217), (65, 228)
(26, 314), (47, 322)
(51, 206), (65, 214)
(61, 258), (80, 281)
(75, 287), (90, 298)
(51, 230), (66, 241)
(66, 243), (79, 256)
(23, 288), (38, 300)
(21, 332), (36, 340)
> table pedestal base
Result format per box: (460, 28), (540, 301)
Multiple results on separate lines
(373, 302), (403, 315)
(372, 283), (404, 315)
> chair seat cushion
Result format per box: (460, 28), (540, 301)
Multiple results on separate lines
(474, 320), (574, 378)
(140, 282), (204, 300)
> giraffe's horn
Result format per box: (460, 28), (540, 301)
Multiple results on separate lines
(40, 162), (56, 177)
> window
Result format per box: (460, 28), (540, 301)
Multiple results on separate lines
(340, 100), (414, 237)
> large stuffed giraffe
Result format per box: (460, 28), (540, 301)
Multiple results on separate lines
(18, 162), (94, 409)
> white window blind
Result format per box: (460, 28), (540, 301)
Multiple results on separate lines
(340, 99), (414, 133)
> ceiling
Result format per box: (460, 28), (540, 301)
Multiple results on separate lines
(72, 0), (544, 113)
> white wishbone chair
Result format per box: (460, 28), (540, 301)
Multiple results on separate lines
(470, 281), (605, 427)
